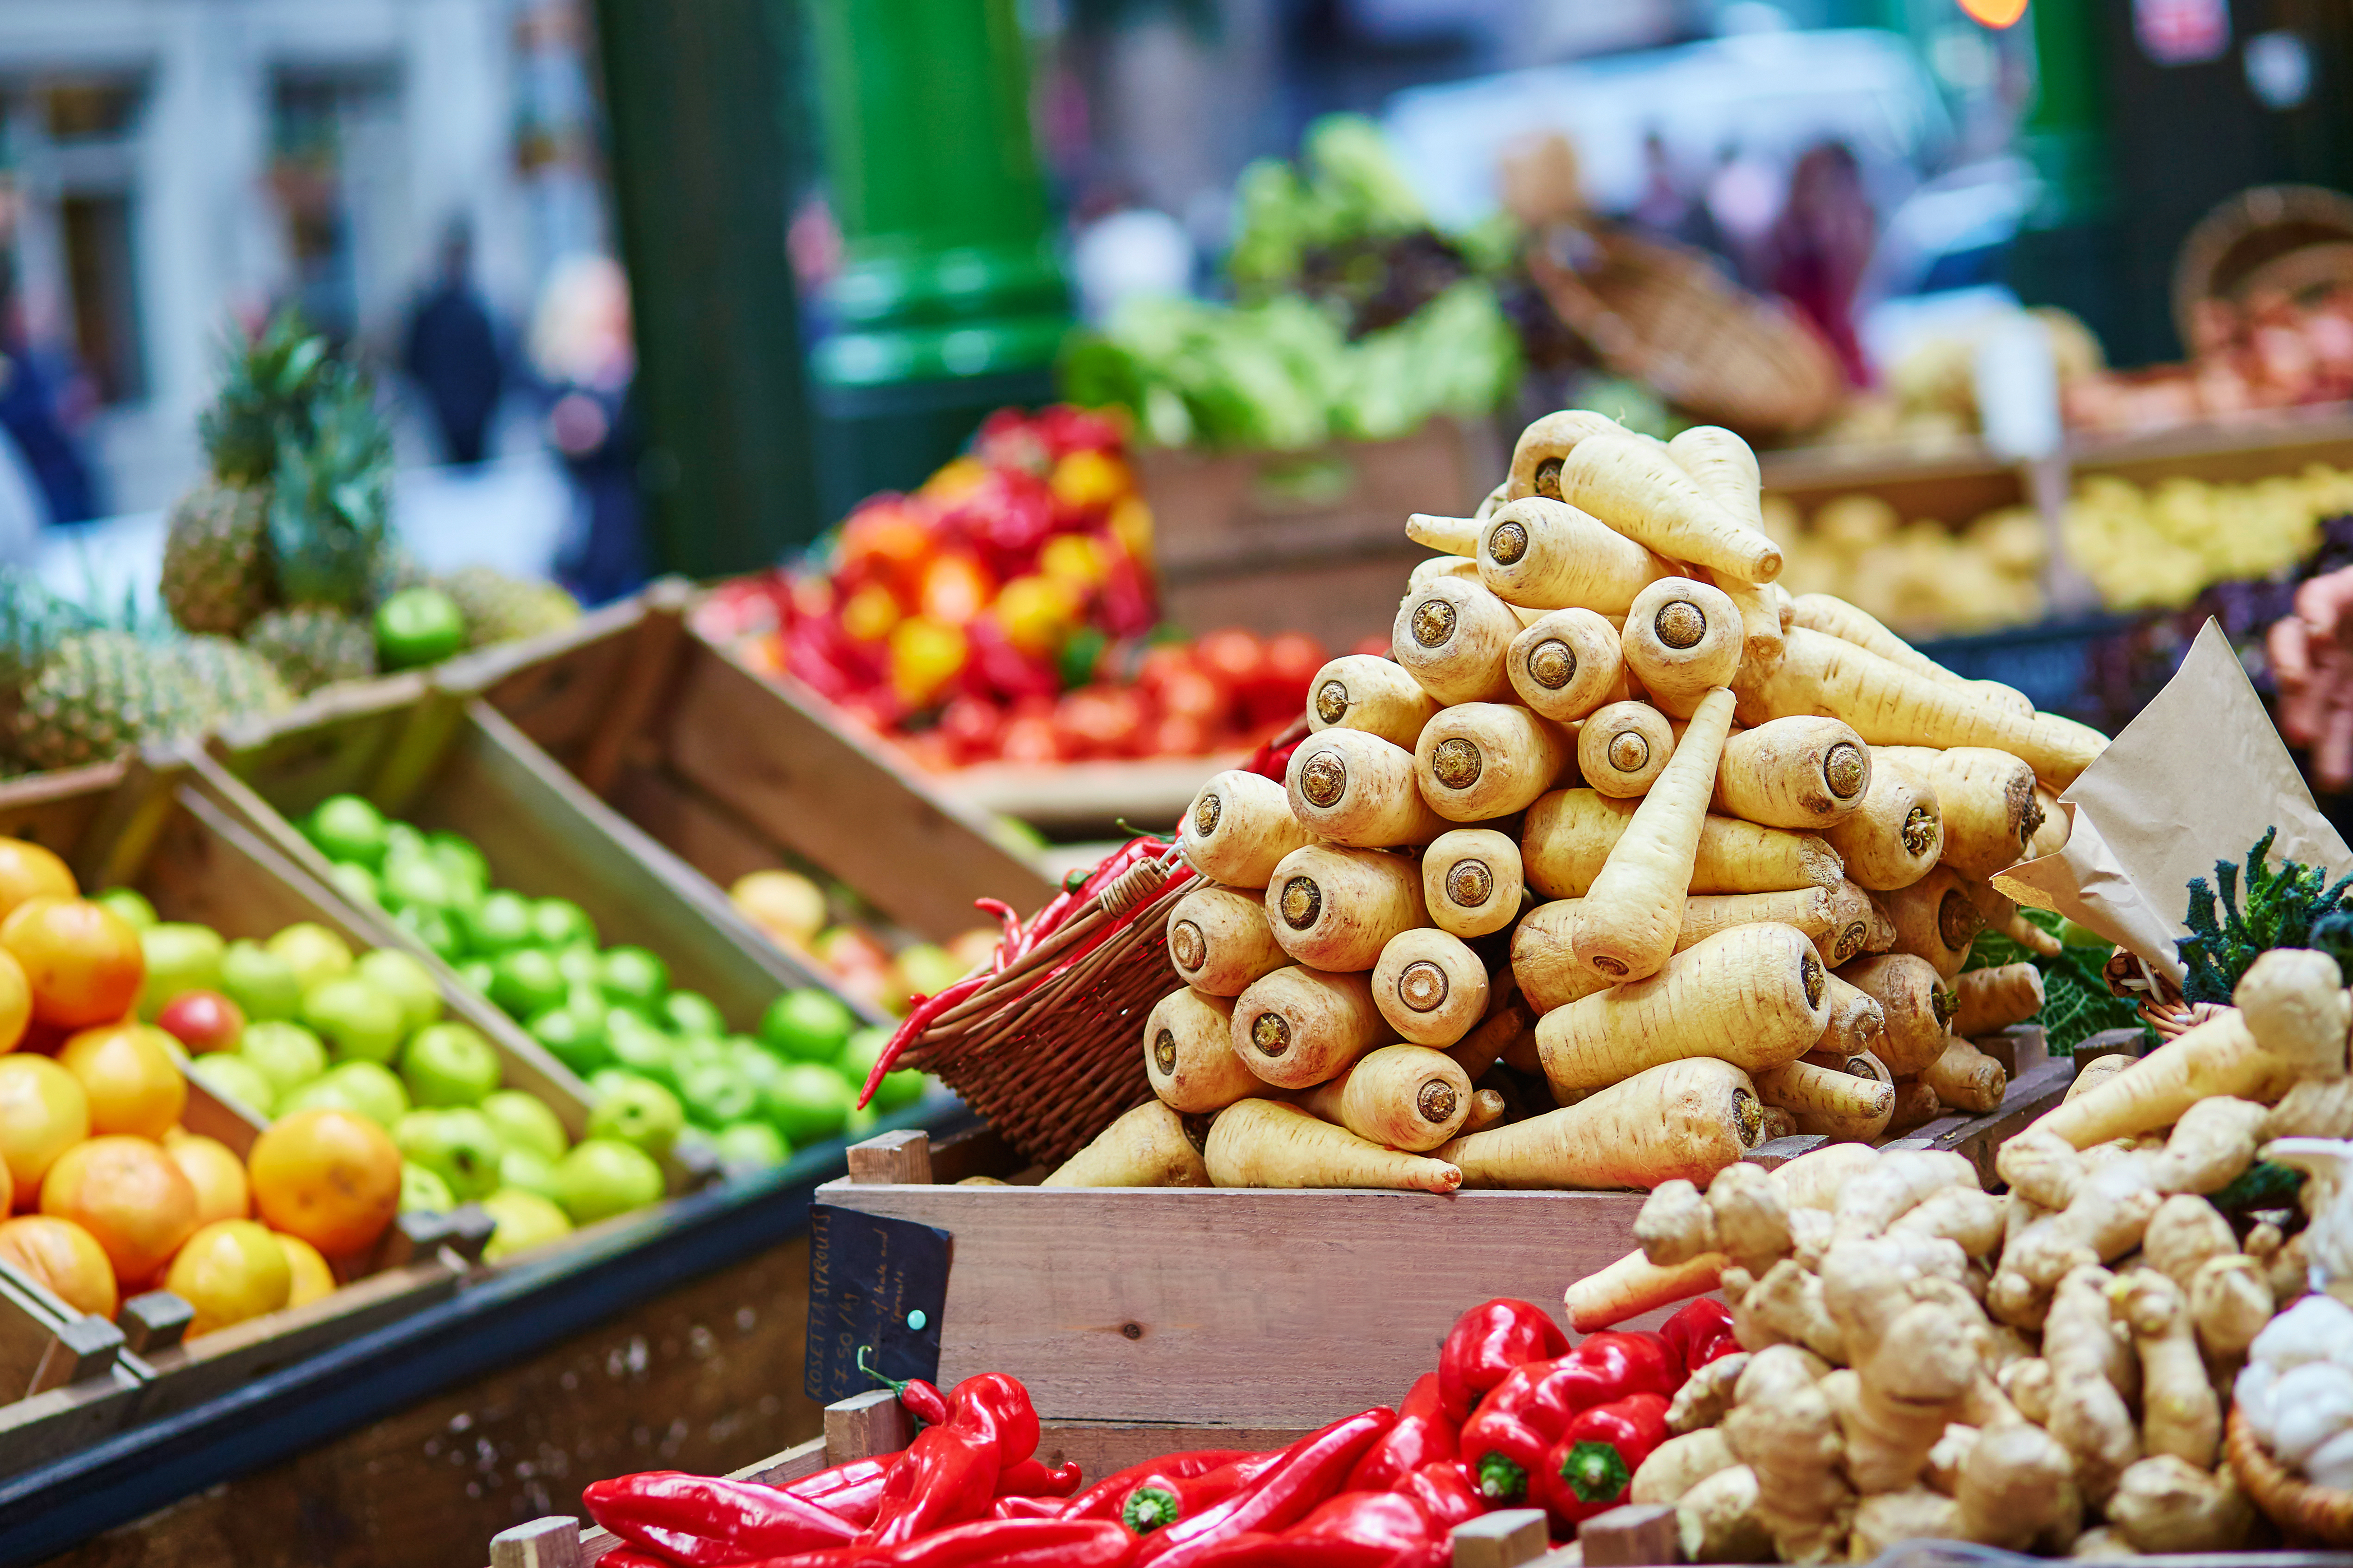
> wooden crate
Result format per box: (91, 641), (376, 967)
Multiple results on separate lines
(461, 581), (1057, 944)
(0, 1257), (142, 1481)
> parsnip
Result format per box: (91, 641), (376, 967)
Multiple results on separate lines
(1522, 788), (1842, 898)
(1553, 432), (1784, 584)
(1820, 879), (1877, 967)
(1819, 971), (1887, 1057)
(1506, 407), (1629, 499)
(1229, 965), (1386, 1090)
(1403, 512), (1477, 556)
(1713, 716), (1870, 830)
(1678, 887), (1838, 952)
(1887, 1079), (1941, 1131)
(1263, 844), (1428, 972)
(1181, 769), (1313, 889)
(1537, 923), (1829, 1093)
(1300, 1043), (1474, 1152)
(1370, 927), (1489, 1046)
(2027, 785), (2068, 859)
(1790, 593), (2034, 718)
(1449, 987), (1536, 1080)
(1567, 1249), (1731, 1332)
(1953, 963), (2045, 1038)
(1669, 426), (1781, 662)
(1143, 987), (1258, 1113)
(1823, 761), (1941, 891)
(1578, 700), (1676, 798)
(1437, 1057), (1766, 1189)
(1962, 876), (2061, 958)
(1415, 702), (1573, 821)
(1205, 1097), (1462, 1192)
(1839, 953), (1957, 1077)
(1623, 578), (1744, 719)
(1477, 496), (1672, 614)
(1510, 901), (1617, 1014)
(1393, 574), (1520, 705)
(1165, 884), (1288, 997)
(1756, 1058), (1894, 1142)
(1877, 865), (1985, 981)
(1924, 1036), (2007, 1113)
(1422, 827), (1523, 939)
(2032, 1008), (2295, 1148)
(1306, 653), (1440, 750)
(1877, 746), (2041, 881)
(1572, 687), (1739, 982)
(1044, 1100), (1210, 1187)
(1286, 727), (1449, 848)
(1507, 607), (1627, 722)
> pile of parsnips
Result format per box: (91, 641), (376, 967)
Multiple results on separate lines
(1045, 410), (2107, 1193)
(1565, 947), (2353, 1562)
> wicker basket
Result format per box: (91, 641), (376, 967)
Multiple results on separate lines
(2173, 184), (2353, 348)
(2228, 1403), (2353, 1546)
(1524, 221), (1846, 436)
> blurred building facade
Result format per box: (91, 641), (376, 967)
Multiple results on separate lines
(0, 0), (608, 514)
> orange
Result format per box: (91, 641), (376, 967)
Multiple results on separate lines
(163, 1219), (291, 1336)
(58, 1023), (185, 1139)
(164, 1132), (249, 1225)
(273, 1231), (336, 1307)
(0, 948), (31, 1054)
(2, 897), (143, 1029)
(0, 1215), (115, 1316)
(0, 839), (76, 924)
(0, 1053), (88, 1201)
(40, 1136), (198, 1285)
(248, 1109), (401, 1258)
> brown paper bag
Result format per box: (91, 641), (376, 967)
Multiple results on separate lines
(1993, 618), (2349, 982)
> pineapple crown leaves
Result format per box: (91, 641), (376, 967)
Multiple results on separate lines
(266, 367), (393, 610)
(198, 308), (334, 485)
(2178, 826), (2353, 1004)
(0, 566), (104, 688)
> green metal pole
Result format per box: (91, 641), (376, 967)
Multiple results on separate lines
(590, 0), (823, 574)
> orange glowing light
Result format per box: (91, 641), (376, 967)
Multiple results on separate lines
(1959, 0), (2028, 26)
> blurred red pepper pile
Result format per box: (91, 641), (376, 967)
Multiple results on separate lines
(579, 1296), (1736, 1568)
(694, 406), (1340, 770)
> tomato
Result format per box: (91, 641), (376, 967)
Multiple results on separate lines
(996, 714), (1066, 767)
(917, 553), (993, 628)
(1146, 712), (1214, 758)
(887, 617), (968, 706)
(1154, 665), (1228, 728)
(1053, 686), (1148, 760)
(936, 697), (1006, 765)
(836, 502), (935, 600)
(1251, 631), (1331, 726)
(1, 898), (143, 1030)
(839, 582), (903, 644)
(1350, 634), (1394, 659)
(1193, 628), (1267, 699)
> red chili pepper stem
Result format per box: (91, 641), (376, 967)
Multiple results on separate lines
(1124, 1486), (1182, 1534)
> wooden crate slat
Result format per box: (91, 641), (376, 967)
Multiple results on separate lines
(209, 675), (436, 821)
(440, 591), (656, 744)
(0, 761), (126, 856)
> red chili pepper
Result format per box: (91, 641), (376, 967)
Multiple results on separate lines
(994, 1458), (1083, 1500)
(900, 1381), (951, 1427)
(582, 1473), (861, 1565)
(780, 1457), (897, 1529)
(734, 1515), (1139, 1568)
(1345, 1374), (1458, 1493)
(1177, 1491), (1448, 1568)
(989, 1495), (1069, 1521)
(1060, 1451), (1260, 1523)
(859, 1425), (1000, 1547)
(1134, 1409), (1396, 1567)
(1534, 1393), (1670, 1532)
(1397, 1462), (1483, 1532)
(858, 971), (988, 1105)
(1437, 1300), (1570, 1421)
(597, 1548), (674, 1568)
(1660, 1299), (1738, 1373)
(1456, 1331), (1677, 1506)
(1115, 1455), (1278, 1537)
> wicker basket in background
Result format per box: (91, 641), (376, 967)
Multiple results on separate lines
(2228, 1404), (2353, 1547)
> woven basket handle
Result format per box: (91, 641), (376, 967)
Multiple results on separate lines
(1096, 856), (1171, 919)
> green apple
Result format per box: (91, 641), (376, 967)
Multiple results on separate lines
(401, 1022), (502, 1107)
(307, 794), (391, 870)
(480, 1188), (573, 1260)
(676, 1061), (759, 1129)
(673, 1035), (731, 1079)
(269, 923), (354, 994)
(551, 1139), (665, 1225)
(729, 1039), (787, 1098)
(598, 946), (670, 1010)
(605, 1016), (675, 1089)
(893, 943), (967, 1000)
(764, 1063), (853, 1145)
(430, 833), (491, 898)
(456, 958), (495, 995)
(530, 898), (597, 950)
(301, 975), (408, 1064)
(586, 1067), (636, 1100)
(384, 822), (427, 862)
(189, 1054), (276, 1118)
(759, 988), (856, 1062)
(380, 851), (457, 913)
(844, 1101), (880, 1137)
(395, 1106), (504, 1201)
(585, 1074), (683, 1157)
(317, 1059), (411, 1127)
(489, 948), (567, 1020)
(554, 943), (603, 990)
(496, 1148), (562, 1202)
(480, 1089), (567, 1162)
(458, 891), (535, 958)
(527, 1005), (611, 1077)
(400, 1161), (457, 1214)
(394, 903), (463, 962)
(660, 990), (727, 1040)
(358, 949), (442, 1037)
(220, 940), (303, 1023)
(94, 887), (157, 930)
(840, 1024), (925, 1112)
(237, 1020), (329, 1097)
(712, 1121), (788, 1169)
(137, 923), (226, 1020)
(327, 862), (381, 908)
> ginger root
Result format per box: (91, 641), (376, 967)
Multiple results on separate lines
(1635, 1178), (1719, 1267)
(1997, 1357), (2053, 1426)
(2106, 1453), (2255, 1553)
(2263, 1074), (2353, 1139)
(1997, 1126), (2087, 1210)
(1891, 1186), (2005, 1259)
(1841, 1299), (1983, 1492)
(2042, 1265), (2141, 1505)
(1676, 1462), (1773, 1565)
(1955, 1414), (2074, 1550)
(1849, 1487), (1962, 1558)
(2234, 946), (2350, 1081)
(1632, 1428), (1737, 1505)
(1833, 1148), (1977, 1242)
(1723, 1344), (1852, 1565)
(2142, 1194), (2237, 1291)
(2189, 1253), (2274, 1362)
(1990, 1157), (2161, 1325)
(1734, 1257), (1848, 1362)
(2112, 1268), (2220, 1469)
(2145, 1094), (2268, 1194)
(1923, 1422), (1975, 1495)
(1669, 1349), (1749, 1434)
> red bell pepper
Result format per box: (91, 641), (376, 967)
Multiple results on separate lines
(1457, 1331), (1678, 1505)
(1661, 1299), (1738, 1373)
(858, 1425), (1000, 1547)
(1534, 1393), (1670, 1533)
(942, 1374), (1042, 1468)
(1134, 1409), (1396, 1567)
(582, 1473), (860, 1565)
(1437, 1300), (1570, 1421)
(1346, 1374), (1457, 1492)
(1060, 1451), (1260, 1523)
(1397, 1462), (1483, 1533)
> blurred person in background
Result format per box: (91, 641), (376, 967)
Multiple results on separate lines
(0, 254), (98, 530)
(529, 254), (644, 605)
(403, 220), (505, 466)
(1765, 140), (1875, 385)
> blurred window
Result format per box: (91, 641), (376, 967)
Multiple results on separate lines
(61, 193), (141, 402)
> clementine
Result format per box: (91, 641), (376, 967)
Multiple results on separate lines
(58, 1023), (185, 1139)
(2, 897), (143, 1029)
(0, 1054), (88, 1201)
(164, 1219), (291, 1336)
(0, 839), (76, 923)
(273, 1230), (337, 1307)
(164, 1132), (249, 1225)
(40, 1136), (198, 1284)
(0, 1215), (115, 1316)
(248, 1109), (401, 1257)
(0, 948), (31, 1054)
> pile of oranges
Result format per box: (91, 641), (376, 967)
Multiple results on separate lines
(0, 841), (403, 1341)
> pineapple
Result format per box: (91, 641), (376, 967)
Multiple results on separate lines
(268, 370), (390, 613)
(437, 565), (582, 648)
(163, 636), (295, 726)
(159, 480), (273, 634)
(15, 632), (202, 770)
(242, 606), (376, 695)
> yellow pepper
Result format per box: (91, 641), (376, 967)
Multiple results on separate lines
(1039, 533), (1108, 589)
(840, 582), (903, 644)
(1051, 448), (1131, 512)
(1109, 495), (1154, 565)
(888, 617), (967, 705)
(992, 574), (1081, 657)
(919, 455), (991, 508)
